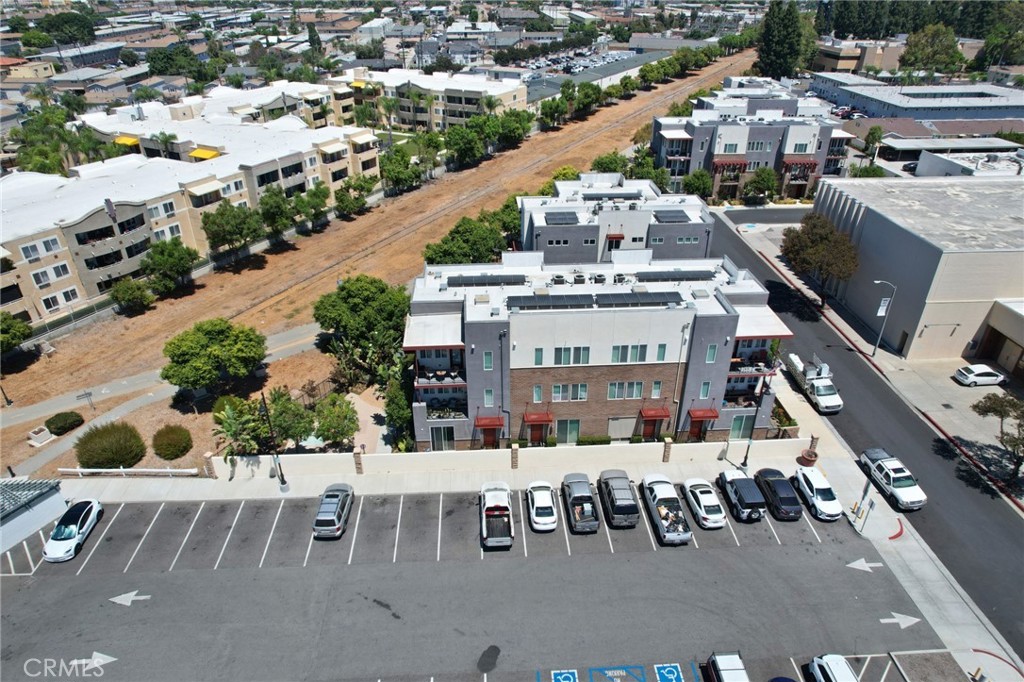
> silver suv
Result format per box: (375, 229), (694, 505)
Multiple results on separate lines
(598, 469), (640, 528)
(313, 483), (354, 538)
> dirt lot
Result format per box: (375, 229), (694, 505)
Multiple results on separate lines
(2, 51), (755, 411)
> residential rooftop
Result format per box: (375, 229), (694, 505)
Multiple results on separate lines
(817, 177), (1024, 253)
(330, 68), (523, 97)
(842, 83), (1024, 110)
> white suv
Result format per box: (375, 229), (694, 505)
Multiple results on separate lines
(810, 654), (857, 682)
(794, 467), (843, 521)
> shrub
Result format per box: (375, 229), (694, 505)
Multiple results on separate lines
(152, 424), (193, 461)
(629, 435), (644, 444)
(76, 422), (146, 469)
(576, 435), (612, 446)
(545, 435), (558, 447)
(212, 395), (245, 425)
(45, 411), (84, 436)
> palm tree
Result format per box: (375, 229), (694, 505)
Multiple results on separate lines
(481, 94), (501, 117)
(378, 96), (398, 147)
(27, 83), (55, 107)
(153, 131), (178, 158)
(213, 403), (260, 463)
(421, 93), (436, 131)
(408, 88), (422, 132)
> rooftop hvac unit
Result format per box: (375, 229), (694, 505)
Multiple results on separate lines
(573, 274), (586, 284)
(491, 307), (500, 317)
(440, 283), (448, 291)
(613, 273), (626, 284)
(592, 273), (606, 284)
(552, 274), (566, 285)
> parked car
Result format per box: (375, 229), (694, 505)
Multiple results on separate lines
(954, 363), (1007, 387)
(562, 473), (600, 533)
(810, 654), (858, 682)
(753, 468), (803, 521)
(640, 474), (693, 545)
(526, 481), (558, 532)
(682, 478), (726, 529)
(43, 499), (104, 562)
(849, 112), (868, 119)
(598, 469), (641, 528)
(717, 469), (767, 522)
(901, 161), (918, 173)
(312, 483), (354, 539)
(793, 467), (843, 521)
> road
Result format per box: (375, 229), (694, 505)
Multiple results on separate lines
(711, 208), (1024, 657)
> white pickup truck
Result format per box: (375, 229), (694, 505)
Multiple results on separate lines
(480, 482), (515, 548)
(640, 474), (692, 545)
(859, 448), (927, 511)
(786, 352), (843, 414)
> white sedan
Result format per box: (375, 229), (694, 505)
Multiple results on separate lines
(526, 481), (557, 532)
(683, 478), (726, 529)
(954, 364), (1007, 387)
(43, 499), (103, 562)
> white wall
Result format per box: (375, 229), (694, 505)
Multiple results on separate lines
(0, 488), (68, 553)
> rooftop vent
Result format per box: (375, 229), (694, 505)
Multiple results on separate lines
(592, 273), (607, 284)
(691, 289), (710, 299)
(613, 273), (627, 284)
(573, 274), (586, 284)
(552, 274), (566, 285)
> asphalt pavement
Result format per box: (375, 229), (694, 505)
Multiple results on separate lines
(712, 207), (1024, 659)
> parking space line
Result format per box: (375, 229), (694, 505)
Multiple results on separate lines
(259, 500), (284, 569)
(302, 533), (314, 567)
(123, 502), (164, 573)
(559, 491), (572, 556)
(789, 658), (802, 680)
(803, 513), (822, 543)
(214, 501), (245, 570)
(856, 656), (872, 679)
(347, 496), (364, 566)
(77, 503), (124, 576)
(724, 517), (740, 546)
(170, 502), (204, 572)
(690, 532), (699, 549)
(436, 493), (443, 562)
(518, 491), (527, 558)
(23, 541), (36, 572)
(392, 495), (403, 563)
(764, 515), (782, 545)
(879, 660), (893, 680)
(602, 514), (614, 553)
(633, 484), (657, 552)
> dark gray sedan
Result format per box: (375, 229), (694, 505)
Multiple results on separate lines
(754, 468), (803, 521)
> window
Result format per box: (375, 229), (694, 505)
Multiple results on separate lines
(631, 236), (644, 243)
(817, 139), (823, 150)
(611, 345), (628, 363)
(220, 184), (232, 196)
(767, 141), (773, 152)
(608, 382), (624, 399)
(533, 385), (542, 403)
(625, 381), (643, 399)
(167, 224), (181, 238)
(234, 180), (244, 192)
(484, 389), (494, 407)
(42, 294), (60, 312)
(572, 346), (589, 364)
(677, 237), (686, 244)
(43, 238), (60, 253)
(61, 287), (79, 304)
(629, 345), (647, 362)
(652, 381), (662, 399)
(730, 414), (756, 439)
(52, 263), (70, 279)
(699, 139), (707, 152)
(556, 384), (587, 401)
(657, 344), (667, 361)
(745, 161), (760, 172)
(307, 157), (317, 168)
(554, 347), (570, 365)
(147, 206), (161, 220)
(572, 383), (587, 401)
(582, 238), (596, 245)
(534, 348), (543, 366)
(32, 270), (50, 287)
(21, 244), (40, 261)
(483, 351), (493, 371)
(700, 381), (711, 399)
(162, 201), (175, 217)
(794, 142), (808, 154)
(650, 237), (664, 244)
(153, 230), (166, 242)
(125, 238), (151, 258)
(747, 140), (765, 152)
(724, 143), (738, 154)
(418, 350), (430, 360)
(434, 349), (447, 359)
(706, 344), (718, 363)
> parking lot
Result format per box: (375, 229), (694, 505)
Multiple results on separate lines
(3, 484), (859, 578)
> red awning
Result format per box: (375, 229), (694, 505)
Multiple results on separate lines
(523, 412), (554, 424)
(641, 407), (671, 420)
(474, 415), (504, 429)
(688, 408), (719, 420)
(606, 233), (625, 240)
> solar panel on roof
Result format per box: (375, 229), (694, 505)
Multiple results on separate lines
(506, 294), (595, 310)
(635, 270), (716, 283)
(653, 210), (694, 223)
(545, 211), (579, 225)
(594, 291), (683, 308)
(447, 274), (527, 287)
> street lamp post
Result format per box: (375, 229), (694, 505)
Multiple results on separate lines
(260, 391), (289, 492)
(872, 280), (897, 358)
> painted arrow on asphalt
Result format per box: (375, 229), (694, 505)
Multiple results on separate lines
(879, 612), (920, 629)
(109, 590), (151, 606)
(847, 558), (885, 572)
(71, 652), (117, 672)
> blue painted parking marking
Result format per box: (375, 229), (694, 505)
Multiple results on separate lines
(654, 664), (684, 682)
(689, 661), (701, 682)
(552, 670), (579, 682)
(588, 665), (646, 681)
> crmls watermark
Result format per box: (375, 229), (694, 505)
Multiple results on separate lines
(23, 657), (109, 678)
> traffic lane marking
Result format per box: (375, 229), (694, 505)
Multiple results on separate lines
(217, 499), (282, 569)
(121, 502), (201, 574)
(75, 503), (124, 576)
(262, 498), (320, 568)
(437, 492), (479, 563)
(170, 501), (239, 572)
(349, 495), (401, 565)
(393, 494), (438, 564)
(124, 502), (164, 573)
(76, 502), (161, 576)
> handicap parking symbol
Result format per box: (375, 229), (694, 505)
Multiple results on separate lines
(653, 664), (684, 682)
(552, 671), (579, 682)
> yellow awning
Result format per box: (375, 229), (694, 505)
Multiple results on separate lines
(350, 80), (366, 88)
(189, 148), (220, 160)
(113, 135), (139, 146)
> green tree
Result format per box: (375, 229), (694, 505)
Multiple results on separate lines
(863, 125), (884, 161)
(497, 109), (533, 149)
(306, 23), (322, 56)
(21, 30), (54, 48)
(423, 216), (505, 264)
(161, 318), (267, 391)
(756, 0), (802, 79)
(213, 402), (261, 461)
(627, 148), (669, 191)
(119, 48), (140, 67)
(638, 62), (662, 88)
(743, 166), (779, 198)
(266, 387), (315, 448)
(294, 181), (331, 228)
(603, 83), (624, 101)
(414, 131), (445, 178)
(682, 169), (713, 198)
(109, 278), (156, 315)
(590, 151), (630, 175)
(539, 97), (568, 128)
(619, 75), (638, 96)
(536, 165), (580, 195)
(384, 376), (413, 450)
(140, 237), (200, 296)
(780, 212), (860, 306)
(575, 81), (602, 117)
(39, 12), (95, 45)
(479, 193), (526, 241)
(466, 114), (500, 154)
(632, 120), (653, 146)
(7, 15), (30, 33)
(0, 311), (33, 354)
(445, 125), (484, 167)
(258, 185), (295, 240)
(971, 393), (1024, 479)
(152, 131), (178, 158)
(380, 145), (421, 194)
(849, 164), (886, 178)
(313, 274), (410, 342)
(58, 92), (87, 116)
(201, 200), (266, 254)
(314, 393), (360, 446)
(334, 175), (377, 218)
(132, 86), (162, 103)
(377, 95), (398, 145)
(899, 23), (965, 74)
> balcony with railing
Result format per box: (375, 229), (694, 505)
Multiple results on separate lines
(84, 250), (123, 271)
(76, 226), (115, 246)
(414, 366), (467, 387)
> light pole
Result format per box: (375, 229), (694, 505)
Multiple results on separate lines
(872, 280), (896, 358)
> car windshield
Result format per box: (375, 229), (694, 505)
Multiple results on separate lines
(703, 503), (723, 515)
(817, 487), (837, 501)
(815, 384), (838, 397)
(535, 506), (555, 518)
(891, 475), (917, 489)
(51, 524), (78, 541)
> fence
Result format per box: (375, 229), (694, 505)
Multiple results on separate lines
(58, 467), (200, 478)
